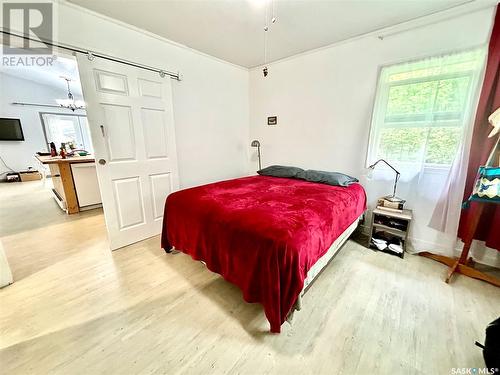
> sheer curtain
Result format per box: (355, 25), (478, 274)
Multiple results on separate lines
(428, 48), (488, 234)
(367, 49), (486, 254)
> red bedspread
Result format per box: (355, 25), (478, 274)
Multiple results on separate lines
(161, 175), (366, 333)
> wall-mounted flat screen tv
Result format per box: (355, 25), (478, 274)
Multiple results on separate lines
(0, 118), (24, 141)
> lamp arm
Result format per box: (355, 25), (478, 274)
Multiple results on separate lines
(369, 159), (400, 175)
(369, 159), (401, 198)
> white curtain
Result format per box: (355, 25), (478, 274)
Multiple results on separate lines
(428, 52), (487, 236)
(367, 48), (486, 255)
(427, 122), (474, 234)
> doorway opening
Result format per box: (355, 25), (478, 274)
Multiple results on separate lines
(1, 42), (179, 283)
(0, 50), (107, 281)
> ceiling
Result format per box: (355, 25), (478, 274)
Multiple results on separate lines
(67, 0), (477, 68)
(0, 55), (83, 96)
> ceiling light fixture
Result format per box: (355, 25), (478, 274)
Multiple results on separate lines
(56, 76), (85, 112)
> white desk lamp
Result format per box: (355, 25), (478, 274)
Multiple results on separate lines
(367, 159), (403, 203)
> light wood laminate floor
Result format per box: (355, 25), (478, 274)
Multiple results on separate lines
(1, 181), (499, 374)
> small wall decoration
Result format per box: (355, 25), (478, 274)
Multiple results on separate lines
(268, 116), (277, 126)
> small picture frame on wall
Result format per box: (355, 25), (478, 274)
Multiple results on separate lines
(267, 116), (277, 126)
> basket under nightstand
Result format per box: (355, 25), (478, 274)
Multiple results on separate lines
(368, 208), (413, 258)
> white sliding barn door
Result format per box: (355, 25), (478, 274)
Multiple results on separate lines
(76, 55), (179, 250)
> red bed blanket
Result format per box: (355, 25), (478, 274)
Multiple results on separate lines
(161, 175), (366, 333)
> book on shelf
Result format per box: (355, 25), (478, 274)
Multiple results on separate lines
(378, 206), (403, 213)
(377, 197), (405, 213)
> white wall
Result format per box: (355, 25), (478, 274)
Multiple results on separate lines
(53, 1), (250, 189)
(249, 7), (498, 263)
(0, 73), (85, 172)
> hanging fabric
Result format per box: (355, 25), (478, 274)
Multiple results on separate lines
(457, 5), (500, 251)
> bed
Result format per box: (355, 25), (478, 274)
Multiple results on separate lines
(161, 175), (366, 333)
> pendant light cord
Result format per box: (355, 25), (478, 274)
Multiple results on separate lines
(263, 0), (277, 74)
(264, 1), (269, 65)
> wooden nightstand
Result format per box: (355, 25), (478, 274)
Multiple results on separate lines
(368, 208), (413, 258)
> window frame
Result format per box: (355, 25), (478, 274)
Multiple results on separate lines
(383, 71), (473, 126)
(39, 112), (93, 153)
(365, 47), (486, 169)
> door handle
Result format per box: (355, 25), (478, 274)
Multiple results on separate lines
(100, 125), (105, 137)
(98, 159), (107, 165)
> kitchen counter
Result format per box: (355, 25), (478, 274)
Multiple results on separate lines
(35, 154), (96, 165)
(36, 154), (101, 214)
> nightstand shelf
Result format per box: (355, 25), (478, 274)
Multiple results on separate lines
(372, 223), (406, 236)
(368, 208), (413, 259)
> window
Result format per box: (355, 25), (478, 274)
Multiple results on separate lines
(41, 113), (93, 153)
(367, 49), (485, 167)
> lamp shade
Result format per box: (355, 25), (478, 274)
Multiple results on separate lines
(251, 140), (261, 170)
(365, 168), (374, 181)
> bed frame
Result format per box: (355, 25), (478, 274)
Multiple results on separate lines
(287, 213), (363, 322)
(166, 213), (364, 324)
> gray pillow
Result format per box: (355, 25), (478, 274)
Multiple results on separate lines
(297, 169), (358, 187)
(257, 165), (304, 178)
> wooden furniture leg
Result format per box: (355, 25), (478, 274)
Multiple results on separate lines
(420, 252), (500, 287)
(58, 163), (79, 214)
(466, 257), (475, 267)
(445, 260), (460, 283)
(455, 263), (500, 287)
(420, 202), (500, 288)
